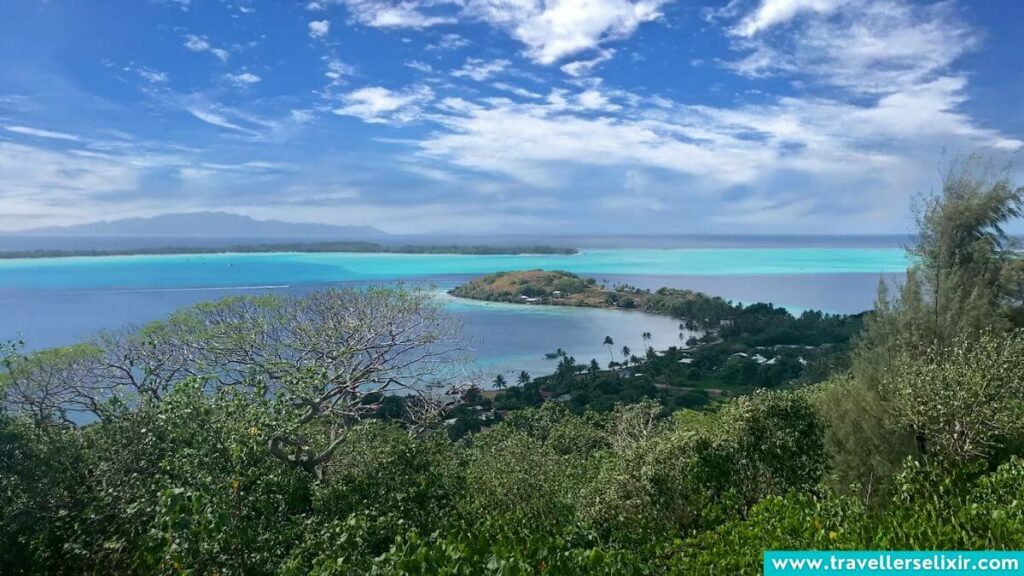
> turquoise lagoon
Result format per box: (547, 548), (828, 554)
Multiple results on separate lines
(0, 248), (909, 375)
(0, 248), (909, 290)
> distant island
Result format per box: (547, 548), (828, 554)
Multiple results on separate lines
(0, 212), (582, 258)
(5, 211), (388, 239)
(0, 242), (579, 260)
(450, 269), (725, 318)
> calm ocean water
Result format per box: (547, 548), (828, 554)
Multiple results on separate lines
(0, 248), (909, 376)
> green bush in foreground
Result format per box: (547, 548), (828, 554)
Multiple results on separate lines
(677, 457), (1024, 575)
(5, 357), (1024, 574)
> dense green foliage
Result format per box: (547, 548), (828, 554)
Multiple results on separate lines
(3, 158), (1023, 573)
(677, 456), (1024, 575)
(490, 363), (714, 415)
(1, 386), (829, 574)
(4, 371), (1024, 574)
(833, 155), (1024, 496)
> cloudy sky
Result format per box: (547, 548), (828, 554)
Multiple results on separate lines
(1, 0), (1022, 234)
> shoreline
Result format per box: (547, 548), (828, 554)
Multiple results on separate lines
(0, 242), (579, 261)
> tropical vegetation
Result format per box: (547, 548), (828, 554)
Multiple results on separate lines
(2, 157), (1023, 574)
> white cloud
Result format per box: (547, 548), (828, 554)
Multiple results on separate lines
(577, 90), (620, 111)
(321, 0), (455, 28)
(560, 48), (615, 77)
(796, 76), (1021, 150)
(492, 82), (543, 99)
(0, 143), (136, 198)
(451, 58), (510, 81)
(412, 73), (1020, 231)
(0, 139), (335, 231)
(135, 67), (170, 83)
(464, 0), (667, 64)
(334, 85), (434, 123)
(183, 34), (230, 61)
(724, 0), (976, 94)
(713, 196), (819, 225)
(310, 0), (659, 63)
(0, 95), (37, 113)
(732, 0), (847, 37)
(198, 160), (292, 173)
(278, 184), (362, 202)
(183, 34), (210, 52)
(290, 109), (316, 123)
(437, 97), (482, 114)
(405, 60), (435, 73)
(226, 72), (261, 85)
(187, 107), (253, 133)
(308, 20), (331, 38)
(324, 57), (355, 82)
(427, 33), (471, 50)
(418, 95), (775, 188)
(599, 170), (667, 213)
(4, 125), (82, 141)
(153, 0), (191, 10)
(0, 141), (170, 229)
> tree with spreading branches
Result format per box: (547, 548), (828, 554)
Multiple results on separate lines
(2, 287), (475, 477)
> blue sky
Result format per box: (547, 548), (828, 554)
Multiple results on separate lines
(1, 0), (1022, 234)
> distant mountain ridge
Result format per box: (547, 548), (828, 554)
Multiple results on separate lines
(10, 212), (386, 238)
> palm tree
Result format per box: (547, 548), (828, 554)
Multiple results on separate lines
(603, 336), (615, 362)
(557, 356), (576, 380)
(621, 345), (631, 365)
(493, 374), (507, 390)
(642, 332), (652, 348)
(517, 371), (531, 386)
